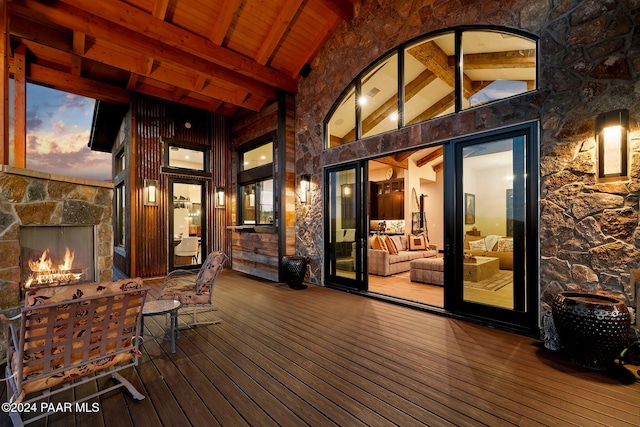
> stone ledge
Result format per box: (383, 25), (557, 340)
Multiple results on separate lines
(0, 166), (113, 189)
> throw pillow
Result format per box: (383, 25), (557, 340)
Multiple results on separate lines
(468, 239), (487, 251)
(408, 234), (427, 250)
(390, 235), (404, 252)
(385, 235), (398, 255)
(371, 235), (388, 251)
(497, 237), (514, 252)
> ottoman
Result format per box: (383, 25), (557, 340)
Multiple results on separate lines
(410, 257), (444, 286)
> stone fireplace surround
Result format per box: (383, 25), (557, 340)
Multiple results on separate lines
(0, 166), (114, 309)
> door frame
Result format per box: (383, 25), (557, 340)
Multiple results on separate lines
(324, 161), (368, 290)
(443, 122), (539, 332)
(168, 177), (207, 272)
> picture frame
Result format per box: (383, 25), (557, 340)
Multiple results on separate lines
(465, 193), (475, 224)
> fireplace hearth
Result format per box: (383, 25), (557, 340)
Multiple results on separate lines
(20, 225), (97, 290)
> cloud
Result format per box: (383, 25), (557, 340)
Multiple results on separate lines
(26, 108), (43, 131)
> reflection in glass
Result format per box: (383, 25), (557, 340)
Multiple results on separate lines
(462, 139), (515, 309)
(462, 31), (536, 109)
(329, 169), (357, 279)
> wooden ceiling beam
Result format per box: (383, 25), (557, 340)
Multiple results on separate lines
(407, 92), (454, 125)
(255, 0), (304, 65)
(210, 0), (242, 45)
(55, 0), (299, 93)
(152, 0), (170, 20)
(13, 1), (277, 100)
(455, 49), (536, 70)
(11, 5), (272, 111)
(9, 59), (130, 104)
(71, 31), (84, 76)
(416, 147), (443, 168)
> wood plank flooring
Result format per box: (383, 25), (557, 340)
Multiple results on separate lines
(2, 270), (639, 426)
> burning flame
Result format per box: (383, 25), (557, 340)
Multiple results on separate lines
(25, 248), (83, 288)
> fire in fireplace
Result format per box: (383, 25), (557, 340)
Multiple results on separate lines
(20, 226), (97, 290)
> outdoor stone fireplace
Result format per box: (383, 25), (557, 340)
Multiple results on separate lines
(0, 166), (113, 308)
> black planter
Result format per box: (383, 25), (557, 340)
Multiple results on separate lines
(552, 292), (630, 370)
(282, 256), (308, 290)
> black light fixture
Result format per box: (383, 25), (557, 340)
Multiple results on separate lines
(144, 179), (158, 206)
(300, 174), (311, 204)
(215, 186), (225, 208)
(596, 109), (629, 181)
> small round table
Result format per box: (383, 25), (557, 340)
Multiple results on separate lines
(141, 299), (182, 354)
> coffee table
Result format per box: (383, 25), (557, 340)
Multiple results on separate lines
(141, 299), (182, 353)
(464, 256), (499, 282)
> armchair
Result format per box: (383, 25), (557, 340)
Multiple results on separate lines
(159, 251), (227, 327)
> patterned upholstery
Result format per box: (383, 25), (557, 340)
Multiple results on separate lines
(159, 252), (227, 326)
(7, 278), (148, 405)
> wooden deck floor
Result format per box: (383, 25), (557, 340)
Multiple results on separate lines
(2, 270), (640, 426)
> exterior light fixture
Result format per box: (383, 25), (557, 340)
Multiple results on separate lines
(596, 109), (629, 181)
(144, 179), (158, 206)
(300, 174), (311, 204)
(215, 186), (225, 208)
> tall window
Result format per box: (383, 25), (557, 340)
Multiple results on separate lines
(115, 183), (125, 247)
(238, 140), (274, 225)
(325, 27), (537, 148)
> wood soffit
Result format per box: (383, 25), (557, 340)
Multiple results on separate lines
(6, 0), (355, 116)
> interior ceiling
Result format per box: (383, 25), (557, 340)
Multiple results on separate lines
(7, 0), (355, 117)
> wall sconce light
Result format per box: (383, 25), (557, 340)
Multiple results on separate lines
(596, 109), (629, 181)
(144, 179), (158, 206)
(300, 174), (311, 204)
(342, 184), (353, 197)
(215, 186), (225, 208)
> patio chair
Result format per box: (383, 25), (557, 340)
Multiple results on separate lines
(159, 251), (227, 327)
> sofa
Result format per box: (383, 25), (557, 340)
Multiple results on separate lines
(464, 234), (513, 270)
(368, 234), (437, 276)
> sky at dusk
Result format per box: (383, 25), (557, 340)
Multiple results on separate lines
(20, 83), (112, 182)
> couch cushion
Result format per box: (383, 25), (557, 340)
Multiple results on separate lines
(497, 237), (514, 252)
(468, 239), (487, 251)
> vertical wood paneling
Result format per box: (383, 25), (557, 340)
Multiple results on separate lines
(130, 94), (231, 278)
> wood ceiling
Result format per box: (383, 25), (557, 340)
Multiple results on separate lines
(6, 0), (355, 116)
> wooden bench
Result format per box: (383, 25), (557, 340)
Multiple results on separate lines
(5, 278), (149, 426)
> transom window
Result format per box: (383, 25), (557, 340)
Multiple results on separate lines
(326, 27), (537, 148)
(162, 136), (210, 173)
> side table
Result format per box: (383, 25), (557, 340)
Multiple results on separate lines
(141, 299), (182, 354)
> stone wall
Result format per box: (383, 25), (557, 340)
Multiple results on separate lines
(0, 166), (114, 308)
(295, 0), (640, 319)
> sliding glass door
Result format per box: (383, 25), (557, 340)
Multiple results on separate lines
(325, 162), (367, 290)
(445, 123), (538, 330)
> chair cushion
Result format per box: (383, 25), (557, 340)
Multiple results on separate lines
(195, 252), (225, 294)
(160, 277), (211, 305)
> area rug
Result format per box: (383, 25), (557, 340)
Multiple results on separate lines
(464, 269), (512, 292)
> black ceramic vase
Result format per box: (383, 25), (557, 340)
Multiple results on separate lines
(282, 256), (309, 290)
(552, 292), (630, 370)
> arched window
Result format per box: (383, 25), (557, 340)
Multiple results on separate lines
(325, 27), (537, 148)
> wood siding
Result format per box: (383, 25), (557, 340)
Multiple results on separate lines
(127, 94), (231, 278)
(230, 94), (296, 282)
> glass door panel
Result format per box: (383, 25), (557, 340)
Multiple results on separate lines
(169, 178), (206, 271)
(325, 163), (366, 290)
(446, 123), (538, 331)
(461, 138), (518, 308)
